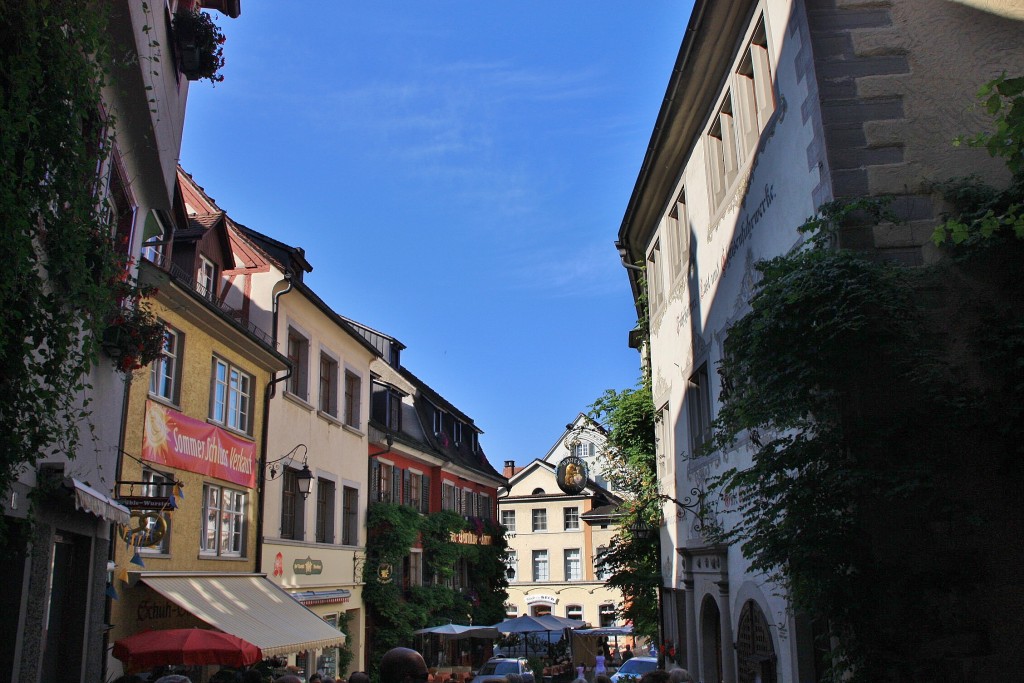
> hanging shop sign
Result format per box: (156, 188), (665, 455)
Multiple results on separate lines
(556, 455), (589, 495)
(142, 400), (257, 488)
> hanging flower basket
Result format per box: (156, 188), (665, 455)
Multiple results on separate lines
(102, 305), (167, 374)
(172, 8), (226, 83)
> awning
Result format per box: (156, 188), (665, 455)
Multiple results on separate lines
(66, 477), (131, 524)
(292, 589), (352, 606)
(140, 573), (346, 657)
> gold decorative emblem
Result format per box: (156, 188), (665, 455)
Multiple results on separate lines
(118, 511), (168, 547)
(377, 562), (393, 584)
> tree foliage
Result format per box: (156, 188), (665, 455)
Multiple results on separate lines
(363, 503), (509, 683)
(0, 0), (161, 507)
(706, 76), (1024, 681)
(589, 382), (661, 643)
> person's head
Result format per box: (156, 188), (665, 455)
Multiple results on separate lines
(380, 647), (428, 683)
(625, 645), (631, 651)
(348, 672), (371, 683)
(310, 675), (323, 683)
(668, 669), (693, 683)
(638, 671), (671, 683)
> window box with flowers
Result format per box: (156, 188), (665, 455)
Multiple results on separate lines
(172, 8), (227, 83)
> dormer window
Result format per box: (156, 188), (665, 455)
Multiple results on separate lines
(453, 421), (463, 445)
(198, 255), (217, 300)
(433, 408), (445, 435)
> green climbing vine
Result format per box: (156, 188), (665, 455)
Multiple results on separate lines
(705, 75), (1024, 681)
(0, 1), (163, 513)
(363, 503), (509, 682)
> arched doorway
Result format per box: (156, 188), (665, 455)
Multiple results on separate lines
(700, 596), (723, 683)
(736, 600), (776, 683)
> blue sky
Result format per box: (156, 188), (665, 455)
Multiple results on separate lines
(179, 2), (693, 467)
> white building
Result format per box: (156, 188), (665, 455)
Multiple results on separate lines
(616, 1), (1024, 681)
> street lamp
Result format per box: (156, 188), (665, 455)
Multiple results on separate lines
(265, 443), (314, 500)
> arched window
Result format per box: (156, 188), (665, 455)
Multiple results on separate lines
(532, 487), (545, 495)
(736, 600), (777, 683)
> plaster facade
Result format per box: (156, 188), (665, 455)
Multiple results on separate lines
(617, 1), (1024, 681)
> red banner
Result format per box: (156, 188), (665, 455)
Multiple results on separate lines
(142, 401), (257, 488)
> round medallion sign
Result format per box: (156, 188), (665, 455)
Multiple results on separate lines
(556, 455), (589, 495)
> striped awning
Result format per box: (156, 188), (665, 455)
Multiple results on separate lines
(140, 573), (345, 657)
(66, 477), (131, 524)
(292, 589), (352, 606)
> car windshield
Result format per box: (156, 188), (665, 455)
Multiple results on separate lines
(619, 660), (656, 675)
(480, 661), (519, 676)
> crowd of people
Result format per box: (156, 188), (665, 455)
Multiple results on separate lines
(141, 643), (696, 683)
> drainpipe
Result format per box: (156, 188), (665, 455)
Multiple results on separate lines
(255, 274), (294, 572)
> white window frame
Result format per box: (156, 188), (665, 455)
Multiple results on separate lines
(564, 548), (581, 581)
(563, 506), (580, 531)
(140, 467), (172, 554)
(211, 357), (253, 434)
(501, 509), (516, 533)
(198, 255), (217, 300)
(532, 549), (549, 582)
(646, 238), (664, 311)
(201, 483), (246, 557)
(149, 325), (181, 403)
(532, 508), (547, 532)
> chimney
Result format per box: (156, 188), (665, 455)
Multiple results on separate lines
(503, 460), (515, 478)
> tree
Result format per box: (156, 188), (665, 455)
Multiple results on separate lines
(706, 76), (1024, 681)
(589, 382), (661, 643)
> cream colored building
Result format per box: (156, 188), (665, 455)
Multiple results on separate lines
(616, 1), (1024, 680)
(499, 416), (624, 628)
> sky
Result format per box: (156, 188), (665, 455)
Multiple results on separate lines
(179, 2), (694, 468)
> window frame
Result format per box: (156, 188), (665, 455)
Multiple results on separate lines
(315, 477), (336, 544)
(688, 362), (714, 454)
(149, 324), (182, 404)
(342, 486), (359, 546)
(505, 549), (519, 583)
(532, 549), (549, 582)
(201, 483), (246, 557)
(501, 509), (516, 533)
(197, 254), (217, 301)
(280, 467), (305, 540)
(286, 327), (310, 401)
(210, 356), (253, 435)
(563, 506), (580, 531)
(344, 370), (361, 428)
(531, 508), (547, 532)
(564, 548), (582, 581)
(140, 467), (173, 554)
(319, 351), (340, 418)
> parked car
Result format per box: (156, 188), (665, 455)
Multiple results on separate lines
(471, 657), (535, 683)
(609, 656), (658, 683)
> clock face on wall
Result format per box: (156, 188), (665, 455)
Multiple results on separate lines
(556, 455), (589, 495)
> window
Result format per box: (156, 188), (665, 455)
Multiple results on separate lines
(501, 509), (516, 533)
(564, 548), (581, 581)
(149, 325), (181, 403)
(379, 462), (394, 503)
(202, 484), (246, 556)
(595, 546), (611, 581)
(572, 440), (595, 459)
(281, 467), (305, 540)
(344, 371), (361, 427)
(409, 471), (422, 509)
(140, 468), (172, 554)
(442, 482), (457, 511)
(453, 421), (463, 445)
(404, 550), (422, 589)
(505, 604), (518, 618)
(532, 508), (547, 532)
(646, 239), (664, 310)
(708, 94), (739, 209)
(286, 328), (310, 400)
(197, 255), (217, 301)
(566, 605), (583, 621)
(319, 353), (339, 417)
(563, 507), (580, 531)
(433, 408), (445, 435)
(342, 486), (358, 545)
(599, 603), (616, 628)
(372, 381), (403, 430)
(505, 550), (518, 582)
(532, 550), (549, 582)
(669, 190), (689, 281)
(316, 478), (335, 544)
(480, 493), (492, 520)
(688, 363), (713, 453)
(211, 358), (253, 434)
(735, 19), (774, 155)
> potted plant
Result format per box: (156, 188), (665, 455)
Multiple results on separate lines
(172, 8), (226, 83)
(102, 302), (167, 374)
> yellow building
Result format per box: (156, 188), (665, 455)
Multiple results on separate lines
(499, 416), (624, 632)
(108, 180), (346, 681)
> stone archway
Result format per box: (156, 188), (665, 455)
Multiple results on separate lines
(736, 600), (776, 683)
(700, 595), (723, 683)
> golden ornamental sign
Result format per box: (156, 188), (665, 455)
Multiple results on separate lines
(556, 455), (589, 495)
(377, 562), (393, 584)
